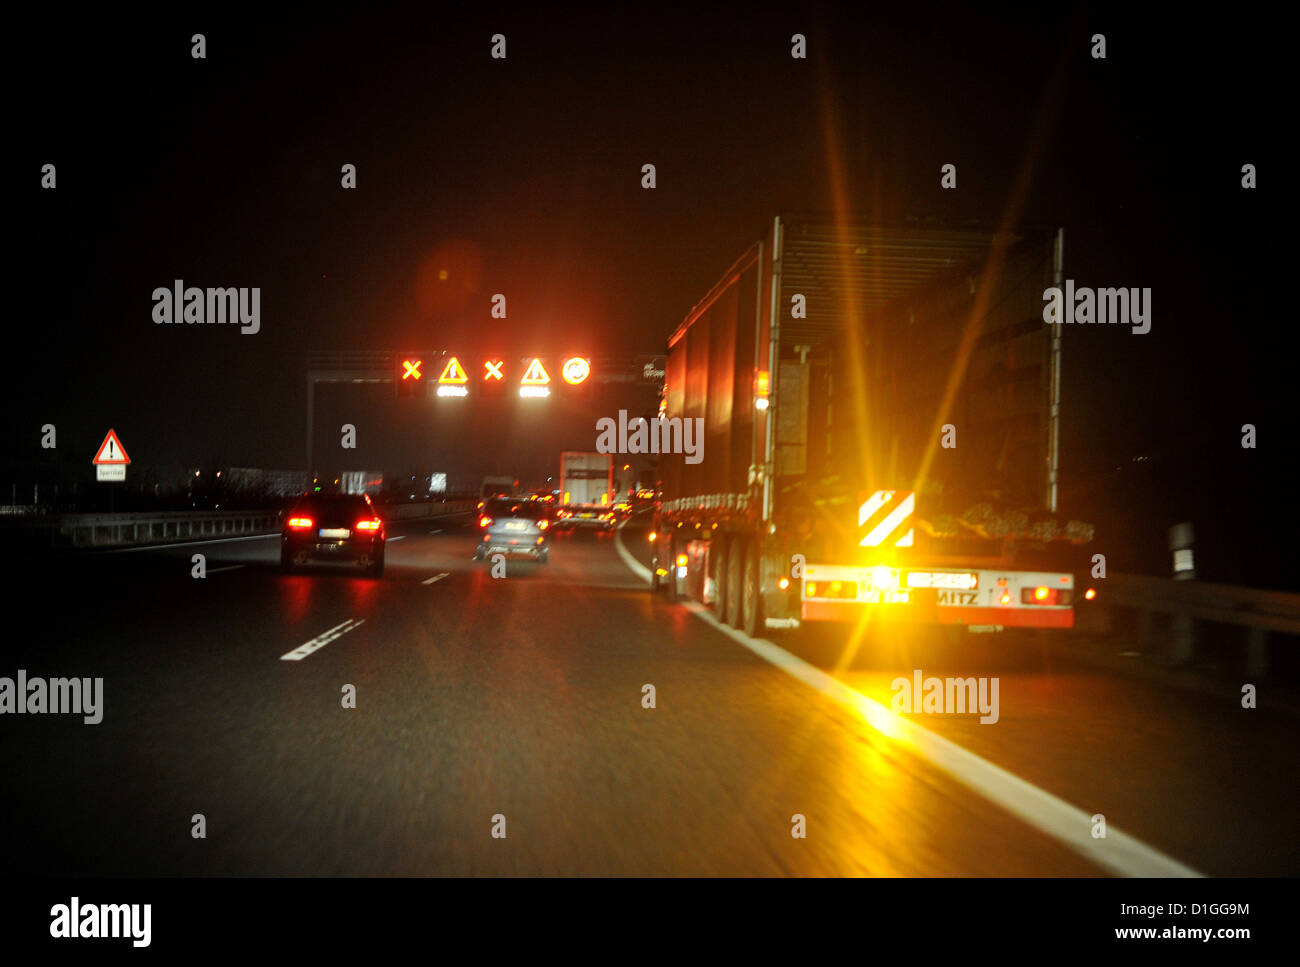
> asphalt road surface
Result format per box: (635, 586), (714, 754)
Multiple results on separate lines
(1, 513), (1295, 875)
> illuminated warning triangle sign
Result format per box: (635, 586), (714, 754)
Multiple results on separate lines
(520, 357), (550, 385)
(438, 357), (469, 384)
(92, 429), (131, 465)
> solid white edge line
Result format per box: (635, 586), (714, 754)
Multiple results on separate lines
(612, 525), (1200, 877)
(279, 618), (364, 662)
(386, 536), (406, 542)
(421, 572), (450, 585)
(207, 565), (246, 573)
(613, 522), (653, 583)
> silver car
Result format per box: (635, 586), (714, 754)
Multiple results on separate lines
(474, 497), (551, 563)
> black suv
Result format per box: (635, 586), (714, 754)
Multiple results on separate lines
(281, 493), (386, 577)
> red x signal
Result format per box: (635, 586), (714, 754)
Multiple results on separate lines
(401, 359), (423, 380)
(484, 359), (504, 381)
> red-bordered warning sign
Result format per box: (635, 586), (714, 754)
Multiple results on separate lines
(93, 429), (131, 465)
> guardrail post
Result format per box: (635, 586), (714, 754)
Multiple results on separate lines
(1171, 612), (1195, 664)
(1137, 608), (1154, 646)
(1245, 627), (1269, 678)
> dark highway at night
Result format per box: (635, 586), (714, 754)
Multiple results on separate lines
(3, 1), (1289, 955)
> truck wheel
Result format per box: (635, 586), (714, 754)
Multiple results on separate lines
(662, 533), (679, 602)
(724, 538), (744, 628)
(741, 544), (763, 637)
(712, 537), (730, 618)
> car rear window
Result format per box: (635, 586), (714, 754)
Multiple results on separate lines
(485, 498), (544, 519)
(290, 495), (373, 515)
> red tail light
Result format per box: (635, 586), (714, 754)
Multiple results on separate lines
(538, 519), (549, 530)
(287, 517), (314, 530)
(355, 518), (381, 531)
(1021, 587), (1072, 606)
(479, 516), (493, 528)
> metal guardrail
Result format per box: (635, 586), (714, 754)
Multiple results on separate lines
(12, 501), (476, 549)
(1099, 573), (1300, 676)
(55, 511), (282, 548)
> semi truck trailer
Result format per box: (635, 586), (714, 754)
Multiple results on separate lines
(651, 215), (1091, 638)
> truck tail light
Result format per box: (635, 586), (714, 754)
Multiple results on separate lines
(1021, 587), (1072, 606)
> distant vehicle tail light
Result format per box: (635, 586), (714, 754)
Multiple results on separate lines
(648, 532), (656, 542)
(287, 517), (314, 530)
(479, 516), (493, 528)
(1084, 587), (1097, 601)
(675, 554), (688, 567)
(779, 577), (790, 590)
(355, 519), (381, 531)
(538, 519), (549, 530)
(477, 501), (484, 509)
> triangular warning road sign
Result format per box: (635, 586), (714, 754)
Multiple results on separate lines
(520, 357), (550, 386)
(93, 429), (131, 465)
(438, 357), (469, 384)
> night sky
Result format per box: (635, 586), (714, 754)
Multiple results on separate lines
(7, 4), (1286, 583)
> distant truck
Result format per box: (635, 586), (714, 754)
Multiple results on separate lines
(558, 452), (614, 530)
(560, 452), (613, 507)
(480, 475), (518, 500)
(652, 215), (1092, 637)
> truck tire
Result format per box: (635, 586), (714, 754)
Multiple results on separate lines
(741, 543), (763, 637)
(723, 537), (744, 628)
(711, 537), (730, 617)
(662, 532), (679, 602)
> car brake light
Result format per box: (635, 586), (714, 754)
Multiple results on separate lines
(538, 519), (549, 530)
(287, 517), (314, 529)
(1084, 588), (1097, 600)
(675, 554), (688, 567)
(356, 519), (381, 530)
(479, 516), (493, 528)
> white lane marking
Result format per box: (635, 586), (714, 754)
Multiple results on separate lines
(422, 572), (450, 585)
(681, 602), (1201, 878)
(207, 565), (245, 574)
(386, 536), (406, 542)
(279, 618), (365, 662)
(428, 529), (443, 534)
(106, 534), (278, 553)
(613, 523), (653, 582)
(612, 526), (1200, 877)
